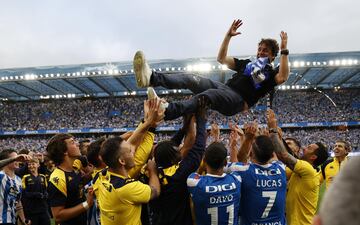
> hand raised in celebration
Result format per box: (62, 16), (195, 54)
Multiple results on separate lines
(280, 31), (288, 50)
(227, 19), (243, 37)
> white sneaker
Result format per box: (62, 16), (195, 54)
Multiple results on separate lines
(133, 51), (152, 88)
(147, 87), (169, 110)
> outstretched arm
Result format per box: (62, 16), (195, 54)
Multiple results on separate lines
(275, 31), (290, 84)
(267, 109), (297, 170)
(217, 19), (243, 70)
(237, 122), (257, 163)
(0, 154), (31, 169)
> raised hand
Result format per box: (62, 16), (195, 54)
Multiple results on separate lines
(210, 123), (220, 142)
(227, 19), (243, 37)
(280, 31), (288, 50)
(244, 121), (258, 140)
(266, 109), (278, 129)
(229, 130), (239, 148)
(196, 96), (209, 120)
(15, 154), (32, 162)
(146, 98), (165, 127)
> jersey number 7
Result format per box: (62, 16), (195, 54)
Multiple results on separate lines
(261, 191), (277, 218)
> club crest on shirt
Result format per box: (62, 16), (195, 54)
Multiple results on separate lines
(53, 177), (59, 185)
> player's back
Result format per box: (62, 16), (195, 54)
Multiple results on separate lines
(228, 162), (287, 225)
(187, 172), (241, 225)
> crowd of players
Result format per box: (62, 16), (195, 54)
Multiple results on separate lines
(0, 97), (357, 225)
(0, 89), (359, 131)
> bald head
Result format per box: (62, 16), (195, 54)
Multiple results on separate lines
(315, 156), (360, 225)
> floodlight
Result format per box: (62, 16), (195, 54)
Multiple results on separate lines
(221, 65), (228, 70)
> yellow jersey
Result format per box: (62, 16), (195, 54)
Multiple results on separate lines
(286, 160), (321, 225)
(97, 170), (151, 225)
(320, 156), (349, 189)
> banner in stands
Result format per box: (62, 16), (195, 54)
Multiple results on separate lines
(0, 121), (359, 136)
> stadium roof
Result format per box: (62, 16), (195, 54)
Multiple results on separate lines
(0, 51), (359, 101)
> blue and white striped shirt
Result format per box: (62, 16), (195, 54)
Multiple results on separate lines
(0, 171), (22, 224)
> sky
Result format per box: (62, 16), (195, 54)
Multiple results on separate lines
(0, 0), (359, 69)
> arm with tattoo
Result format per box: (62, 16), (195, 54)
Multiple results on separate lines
(267, 109), (297, 170)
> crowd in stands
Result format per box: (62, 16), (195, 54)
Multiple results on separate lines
(1, 90), (358, 225)
(1, 128), (358, 153)
(0, 89), (359, 131)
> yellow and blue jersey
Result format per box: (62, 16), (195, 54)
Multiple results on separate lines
(48, 167), (86, 225)
(97, 169), (151, 225)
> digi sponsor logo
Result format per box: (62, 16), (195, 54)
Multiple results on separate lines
(205, 183), (236, 193)
(255, 168), (282, 176)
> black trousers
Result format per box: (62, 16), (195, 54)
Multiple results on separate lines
(25, 212), (51, 225)
(151, 72), (245, 120)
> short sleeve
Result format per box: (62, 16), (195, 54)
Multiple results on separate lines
(225, 162), (249, 176)
(47, 182), (67, 207)
(234, 58), (251, 72)
(187, 173), (201, 196)
(121, 181), (151, 204)
(293, 160), (317, 178)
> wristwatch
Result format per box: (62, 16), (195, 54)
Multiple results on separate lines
(269, 128), (278, 133)
(280, 49), (289, 55)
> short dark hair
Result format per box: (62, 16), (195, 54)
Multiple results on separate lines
(204, 142), (227, 170)
(285, 137), (301, 149)
(46, 134), (74, 165)
(18, 149), (30, 155)
(87, 137), (106, 168)
(0, 149), (17, 161)
(258, 38), (280, 58)
(154, 140), (181, 169)
(252, 135), (274, 164)
(100, 136), (124, 169)
(313, 142), (329, 168)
